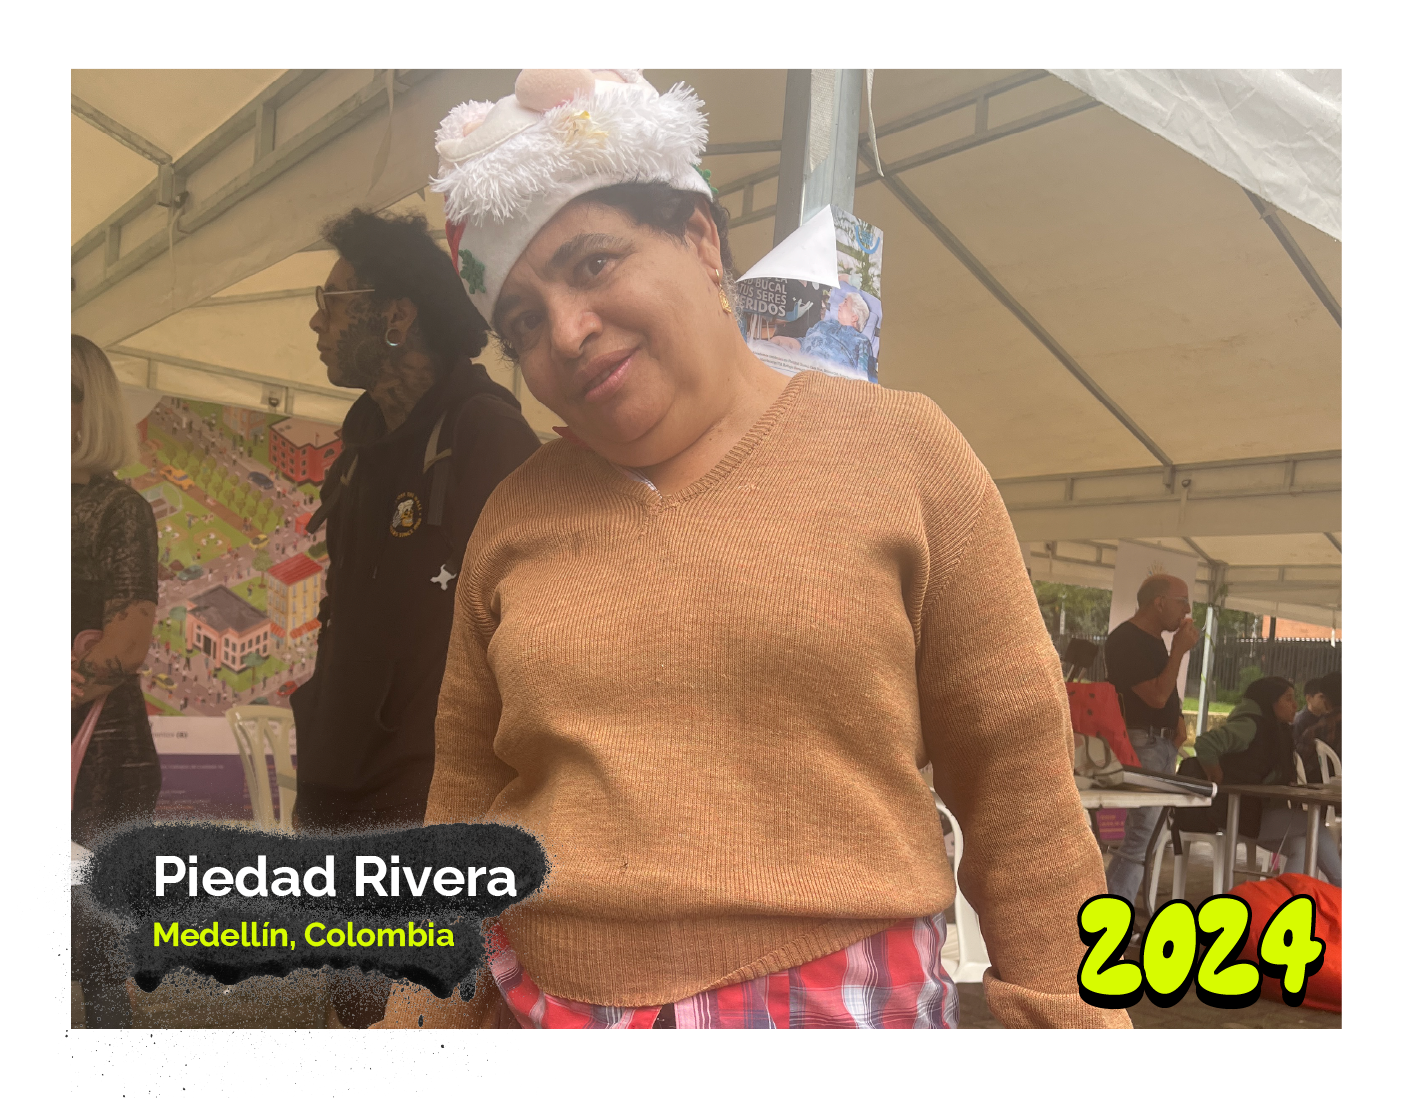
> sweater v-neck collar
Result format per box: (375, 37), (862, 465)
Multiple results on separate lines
(602, 369), (813, 506)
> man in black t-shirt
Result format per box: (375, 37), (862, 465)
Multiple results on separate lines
(1102, 573), (1200, 904)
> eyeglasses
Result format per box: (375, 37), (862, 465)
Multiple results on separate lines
(314, 285), (375, 314)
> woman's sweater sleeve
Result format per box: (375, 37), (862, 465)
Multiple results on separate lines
(916, 478), (1130, 1029)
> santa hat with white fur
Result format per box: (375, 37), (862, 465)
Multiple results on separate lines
(432, 69), (713, 322)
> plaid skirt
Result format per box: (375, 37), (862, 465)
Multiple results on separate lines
(487, 912), (960, 1029)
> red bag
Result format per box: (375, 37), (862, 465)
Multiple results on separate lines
(1066, 682), (1140, 767)
(1231, 872), (1341, 1013)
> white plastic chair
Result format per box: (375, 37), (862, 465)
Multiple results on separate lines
(1296, 747), (1341, 837)
(1144, 813), (1264, 909)
(1314, 740), (1341, 839)
(1316, 741), (1341, 781)
(226, 706), (297, 830)
(1169, 830), (1265, 901)
(933, 794), (989, 983)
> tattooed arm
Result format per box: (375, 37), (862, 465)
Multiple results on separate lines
(72, 597), (157, 707)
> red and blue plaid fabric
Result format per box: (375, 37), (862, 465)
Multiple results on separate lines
(487, 913), (960, 1029)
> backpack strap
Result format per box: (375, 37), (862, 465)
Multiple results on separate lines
(425, 407), (467, 592)
(305, 452), (358, 536)
(424, 411), (453, 528)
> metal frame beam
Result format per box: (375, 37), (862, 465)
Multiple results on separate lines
(1000, 451), (1341, 542)
(191, 287), (318, 307)
(717, 69), (1058, 202)
(724, 95), (1099, 232)
(74, 71), (427, 312)
(110, 345), (354, 420)
(855, 96), (1097, 188)
(1000, 449), (1340, 490)
(719, 72), (1091, 230)
(1026, 543), (1339, 610)
(72, 95), (172, 165)
(72, 70), (325, 268)
(1245, 190), (1341, 327)
(873, 70), (1050, 140)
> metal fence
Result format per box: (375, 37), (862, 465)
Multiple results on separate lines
(1050, 634), (1341, 701)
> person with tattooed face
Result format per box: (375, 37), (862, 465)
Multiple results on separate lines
(71, 335), (161, 1027)
(298, 221), (538, 793)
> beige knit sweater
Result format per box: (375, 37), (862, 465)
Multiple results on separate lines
(392, 369), (1128, 1028)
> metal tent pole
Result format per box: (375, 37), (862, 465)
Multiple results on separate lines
(1196, 562), (1228, 738)
(774, 69), (864, 244)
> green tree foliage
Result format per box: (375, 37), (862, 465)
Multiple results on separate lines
(241, 496), (260, 519)
(252, 548), (273, 574)
(1032, 581), (1113, 636)
(1191, 602), (1262, 641)
(1216, 663), (1268, 705)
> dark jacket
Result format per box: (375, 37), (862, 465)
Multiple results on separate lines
(290, 361), (540, 832)
(1175, 698), (1297, 837)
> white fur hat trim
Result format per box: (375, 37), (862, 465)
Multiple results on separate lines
(433, 73), (712, 320)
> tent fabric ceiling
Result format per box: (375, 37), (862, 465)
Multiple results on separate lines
(70, 68), (1341, 625)
(1049, 70), (1341, 241)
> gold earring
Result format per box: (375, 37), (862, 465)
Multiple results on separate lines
(714, 269), (732, 314)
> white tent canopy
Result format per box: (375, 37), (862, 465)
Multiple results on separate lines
(71, 68), (1341, 626)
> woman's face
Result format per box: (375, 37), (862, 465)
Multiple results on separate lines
(1274, 687), (1297, 724)
(494, 197), (733, 466)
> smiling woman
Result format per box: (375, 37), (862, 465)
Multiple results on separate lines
(492, 184), (780, 493)
(380, 70), (1129, 1031)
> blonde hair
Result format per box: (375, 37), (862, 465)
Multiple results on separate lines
(72, 335), (138, 476)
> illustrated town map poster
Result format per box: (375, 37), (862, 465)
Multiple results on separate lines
(116, 397), (342, 820)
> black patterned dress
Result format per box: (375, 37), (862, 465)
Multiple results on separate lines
(71, 473), (162, 846)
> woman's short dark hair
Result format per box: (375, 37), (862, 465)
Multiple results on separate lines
(322, 208), (489, 363)
(577, 181), (736, 277)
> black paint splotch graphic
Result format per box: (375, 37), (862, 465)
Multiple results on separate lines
(78, 822), (547, 999)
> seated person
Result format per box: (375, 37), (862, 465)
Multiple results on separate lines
(1175, 676), (1341, 886)
(1292, 676), (1328, 739)
(1293, 671), (1341, 780)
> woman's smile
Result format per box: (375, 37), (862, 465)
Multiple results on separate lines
(581, 350), (635, 403)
